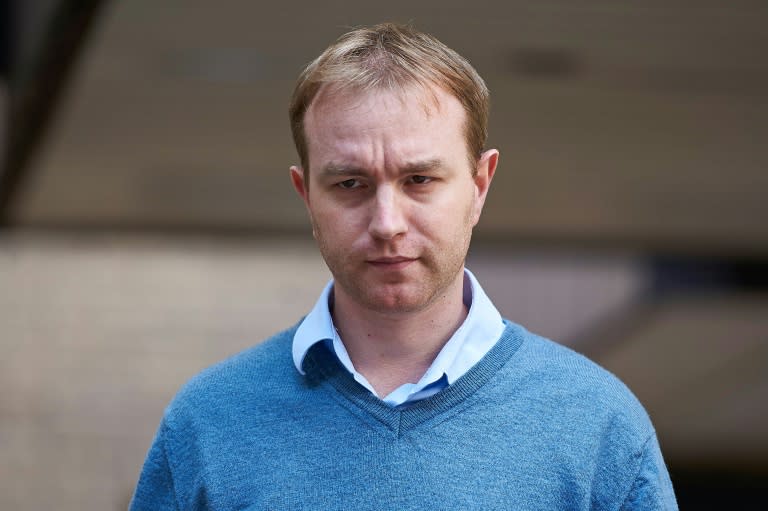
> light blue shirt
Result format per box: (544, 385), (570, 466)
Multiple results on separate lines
(292, 268), (505, 407)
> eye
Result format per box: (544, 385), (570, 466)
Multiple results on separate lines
(410, 175), (432, 185)
(337, 178), (361, 189)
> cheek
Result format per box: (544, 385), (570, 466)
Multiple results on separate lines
(312, 205), (361, 243)
(431, 186), (476, 226)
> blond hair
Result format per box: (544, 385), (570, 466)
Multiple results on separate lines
(289, 23), (490, 173)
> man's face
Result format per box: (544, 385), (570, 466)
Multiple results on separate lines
(291, 85), (497, 315)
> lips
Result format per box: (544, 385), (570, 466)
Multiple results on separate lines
(366, 256), (417, 269)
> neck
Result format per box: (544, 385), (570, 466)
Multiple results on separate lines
(332, 270), (468, 397)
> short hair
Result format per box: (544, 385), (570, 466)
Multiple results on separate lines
(289, 23), (490, 174)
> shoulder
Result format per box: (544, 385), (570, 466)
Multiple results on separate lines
(504, 320), (655, 440)
(163, 321), (302, 422)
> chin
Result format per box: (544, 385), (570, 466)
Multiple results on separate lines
(361, 288), (436, 315)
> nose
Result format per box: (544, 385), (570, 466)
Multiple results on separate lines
(368, 185), (408, 240)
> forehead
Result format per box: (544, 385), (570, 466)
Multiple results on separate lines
(303, 84), (467, 167)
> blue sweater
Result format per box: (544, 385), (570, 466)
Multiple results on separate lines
(130, 321), (677, 510)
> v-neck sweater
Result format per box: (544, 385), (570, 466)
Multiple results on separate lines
(130, 320), (677, 510)
(300, 319), (521, 435)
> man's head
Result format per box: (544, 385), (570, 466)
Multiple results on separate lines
(289, 23), (490, 176)
(289, 24), (498, 316)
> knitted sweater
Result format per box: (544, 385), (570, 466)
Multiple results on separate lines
(130, 320), (677, 510)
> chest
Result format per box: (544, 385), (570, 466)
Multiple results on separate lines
(177, 410), (609, 511)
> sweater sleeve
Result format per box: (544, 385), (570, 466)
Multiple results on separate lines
(619, 434), (678, 511)
(129, 421), (180, 511)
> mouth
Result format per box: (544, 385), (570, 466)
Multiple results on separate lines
(366, 256), (417, 270)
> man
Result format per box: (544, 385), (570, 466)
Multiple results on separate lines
(131, 23), (677, 510)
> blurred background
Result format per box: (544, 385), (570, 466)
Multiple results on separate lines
(1, 0), (767, 508)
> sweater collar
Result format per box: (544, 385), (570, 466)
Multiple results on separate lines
(301, 321), (525, 435)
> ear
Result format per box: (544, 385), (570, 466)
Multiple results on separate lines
(291, 165), (318, 239)
(290, 166), (309, 206)
(471, 149), (499, 225)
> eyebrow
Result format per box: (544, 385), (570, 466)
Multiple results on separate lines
(401, 158), (443, 174)
(319, 163), (365, 177)
(319, 158), (444, 177)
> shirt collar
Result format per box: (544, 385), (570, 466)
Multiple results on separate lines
(292, 268), (504, 382)
(292, 279), (336, 375)
(427, 269), (505, 384)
